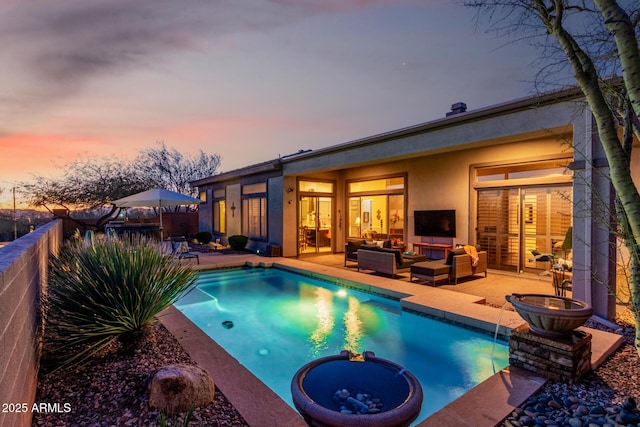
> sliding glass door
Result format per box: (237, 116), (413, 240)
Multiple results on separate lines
(299, 196), (333, 254)
(477, 185), (572, 272)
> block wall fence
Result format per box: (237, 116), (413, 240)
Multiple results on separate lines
(0, 220), (62, 427)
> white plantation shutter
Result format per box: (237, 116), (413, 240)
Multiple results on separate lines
(478, 186), (572, 271)
(242, 197), (267, 239)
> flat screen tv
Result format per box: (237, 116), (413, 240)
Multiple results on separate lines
(414, 210), (456, 237)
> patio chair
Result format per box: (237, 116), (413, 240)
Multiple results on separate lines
(171, 237), (200, 264)
(529, 249), (554, 276)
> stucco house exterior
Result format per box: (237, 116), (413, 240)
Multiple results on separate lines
(192, 88), (639, 322)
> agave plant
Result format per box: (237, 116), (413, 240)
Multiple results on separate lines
(45, 235), (196, 367)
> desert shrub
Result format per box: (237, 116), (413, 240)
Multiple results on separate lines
(228, 235), (248, 251)
(195, 231), (212, 244)
(44, 236), (196, 368)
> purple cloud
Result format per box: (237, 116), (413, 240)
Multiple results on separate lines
(0, 0), (408, 126)
(270, 0), (397, 13)
(1, 0), (396, 86)
(1, 1), (212, 84)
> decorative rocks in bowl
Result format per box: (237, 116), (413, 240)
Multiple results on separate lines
(291, 350), (423, 427)
(506, 293), (593, 339)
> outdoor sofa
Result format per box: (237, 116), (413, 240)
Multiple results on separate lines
(356, 246), (426, 277)
(344, 238), (392, 266)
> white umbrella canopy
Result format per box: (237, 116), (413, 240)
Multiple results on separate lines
(112, 188), (201, 239)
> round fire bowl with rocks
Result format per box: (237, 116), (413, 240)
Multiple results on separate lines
(291, 350), (423, 427)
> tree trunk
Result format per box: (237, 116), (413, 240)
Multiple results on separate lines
(533, 0), (640, 355)
(594, 1), (640, 122)
(593, 0), (640, 355)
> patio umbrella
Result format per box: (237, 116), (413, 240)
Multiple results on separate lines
(112, 188), (201, 239)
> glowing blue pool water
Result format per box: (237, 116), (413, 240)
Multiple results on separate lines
(174, 267), (509, 424)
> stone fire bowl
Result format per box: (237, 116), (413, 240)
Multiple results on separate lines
(291, 350), (423, 427)
(506, 293), (593, 338)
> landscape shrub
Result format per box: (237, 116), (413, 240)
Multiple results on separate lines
(195, 231), (212, 244)
(228, 235), (248, 251)
(44, 236), (196, 368)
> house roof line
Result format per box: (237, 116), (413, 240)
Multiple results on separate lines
(279, 86), (584, 165)
(191, 86), (584, 187)
(191, 159), (282, 186)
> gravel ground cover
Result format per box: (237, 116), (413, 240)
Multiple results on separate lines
(32, 322), (249, 427)
(502, 319), (640, 427)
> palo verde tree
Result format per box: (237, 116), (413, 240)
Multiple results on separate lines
(21, 143), (222, 230)
(21, 157), (154, 231)
(134, 141), (222, 209)
(466, 0), (640, 354)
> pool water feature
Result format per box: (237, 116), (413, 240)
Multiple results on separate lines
(174, 267), (509, 424)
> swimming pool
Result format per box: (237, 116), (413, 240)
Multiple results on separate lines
(174, 267), (509, 424)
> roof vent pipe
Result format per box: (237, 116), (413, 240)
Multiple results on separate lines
(446, 102), (467, 117)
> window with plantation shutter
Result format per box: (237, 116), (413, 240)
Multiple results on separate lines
(242, 197), (267, 239)
(474, 157), (573, 272)
(522, 187), (572, 269)
(477, 186), (572, 272)
(550, 189), (572, 235)
(477, 189), (519, 271)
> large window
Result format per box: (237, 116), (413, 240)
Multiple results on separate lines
(299, 180), (333, 193)
(213, 200), (225, 233)
(242, 182), (267, 239)
(475, 159), (572, 186)
(243, 197), (266, 238)
(212, 189), (225, 233)
(348, 177), (404, 193)
(347, 176), (405, 243)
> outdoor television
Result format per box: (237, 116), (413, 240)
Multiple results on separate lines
(414, 210), (456, 237)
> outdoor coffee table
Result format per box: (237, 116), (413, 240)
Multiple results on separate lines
(410, 261), (450, 285)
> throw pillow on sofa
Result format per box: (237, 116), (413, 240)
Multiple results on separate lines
(372, 239), (392, 248)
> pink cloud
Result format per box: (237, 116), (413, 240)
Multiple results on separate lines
(0, 133), (114, 182)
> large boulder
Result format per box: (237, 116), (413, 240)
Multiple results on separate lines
(149, 364), (214, 413)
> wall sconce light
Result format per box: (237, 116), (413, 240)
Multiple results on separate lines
(230, 202), (236, 217)
(287, 187), (294, 193)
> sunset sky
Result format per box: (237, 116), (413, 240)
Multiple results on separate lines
(0, 0), (565, 208)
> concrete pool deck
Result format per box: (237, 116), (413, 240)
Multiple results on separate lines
(159, 253), (624, 427)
